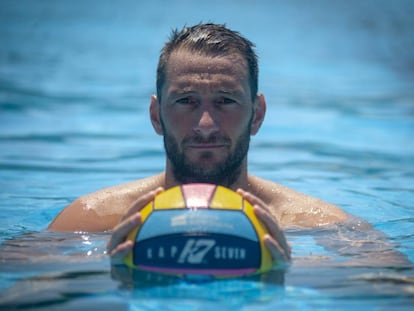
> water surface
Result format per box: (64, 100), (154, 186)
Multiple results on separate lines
(1, 0), (413, 309)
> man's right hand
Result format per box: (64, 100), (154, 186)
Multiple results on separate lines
(106, 187), (164, 265)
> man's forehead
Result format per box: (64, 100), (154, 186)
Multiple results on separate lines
(166, 49), (248, 76)
(167, 76), (245, 95)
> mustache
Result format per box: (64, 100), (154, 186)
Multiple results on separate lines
(182, 135), (231, 145)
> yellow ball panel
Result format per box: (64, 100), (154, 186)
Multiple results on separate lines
(153, 187), (186, 210)
(210, 185), (243, 210)
(139, 201), (154, 222)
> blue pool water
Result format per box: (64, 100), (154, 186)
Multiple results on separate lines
(1, 0), (414, 309)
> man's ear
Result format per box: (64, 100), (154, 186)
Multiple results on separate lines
(250, 93), (266, 135)
(150, 95), (163, 135)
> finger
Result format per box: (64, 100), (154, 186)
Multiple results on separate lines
(110, 240), (134, 265)
(107, 213), (141, 253)
(254, 205), (290, 260)
(121, 187), (164, 221)
(237, 189), (271, 214)
(264, 235), (291, 264)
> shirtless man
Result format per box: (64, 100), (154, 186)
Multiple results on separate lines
(48, 23), (349, 266)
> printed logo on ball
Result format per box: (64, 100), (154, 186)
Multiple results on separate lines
(133, 233), (260, 269)
(177, 239), (216, 264)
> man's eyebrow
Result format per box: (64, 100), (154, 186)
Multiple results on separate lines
(166, 85), (246, 98)
(217, 89), (245, 97)
(168, 88), (195, 96)
(165, 89), (195, 100)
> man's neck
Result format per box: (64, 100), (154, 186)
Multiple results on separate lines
(164, 162), (250, 191)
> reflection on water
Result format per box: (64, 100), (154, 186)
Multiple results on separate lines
(0, 0), (414, 309)
(0, 226), (414, 310)
(0, 222), (413, 309)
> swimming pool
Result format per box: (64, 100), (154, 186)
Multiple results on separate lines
(1, 0), (413, 309)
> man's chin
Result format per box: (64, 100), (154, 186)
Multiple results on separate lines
(173, 166), (225, 184)
(172, 160), (242, 186)
(192, 162), (228, 175)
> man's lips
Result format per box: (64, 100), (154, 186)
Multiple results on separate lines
(186, 143), (227, 149)
(182, 136), (231, 151)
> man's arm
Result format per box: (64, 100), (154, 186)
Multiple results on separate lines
(48, 199), (122, 232)
(311, 218), (410, 266)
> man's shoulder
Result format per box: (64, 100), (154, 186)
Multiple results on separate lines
(86, 174), (164, 202)
(248, 175), (349, 228)
(75, 173), (165, 210)
(48, 174), (165, 232)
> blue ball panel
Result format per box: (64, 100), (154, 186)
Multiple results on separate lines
(136, 210), (258, 242)
(133, 232), (261, 271)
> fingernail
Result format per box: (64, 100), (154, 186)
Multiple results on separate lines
(133, 213), (141, 224)
(254, 205), (262, 214)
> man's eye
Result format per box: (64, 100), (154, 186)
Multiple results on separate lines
(217, 97), (236, 105)
(176, 98), (195, 105)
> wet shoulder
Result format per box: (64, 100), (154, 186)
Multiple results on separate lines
(78, 173), (165, 214)
(48, 174), (164, 232)
(248, 175), (349, 228)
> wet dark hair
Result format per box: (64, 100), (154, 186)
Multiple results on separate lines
(156, 23), (258, 101)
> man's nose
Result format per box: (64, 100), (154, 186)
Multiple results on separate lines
(193, 109), (219, 138)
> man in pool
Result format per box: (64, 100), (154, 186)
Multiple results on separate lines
(48, 23), (349, 265)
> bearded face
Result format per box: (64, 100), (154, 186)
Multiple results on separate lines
(160, 116), (252, 187)
(153, 50), (260, 187)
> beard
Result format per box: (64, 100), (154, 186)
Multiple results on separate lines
(161, 119), (252, 187)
